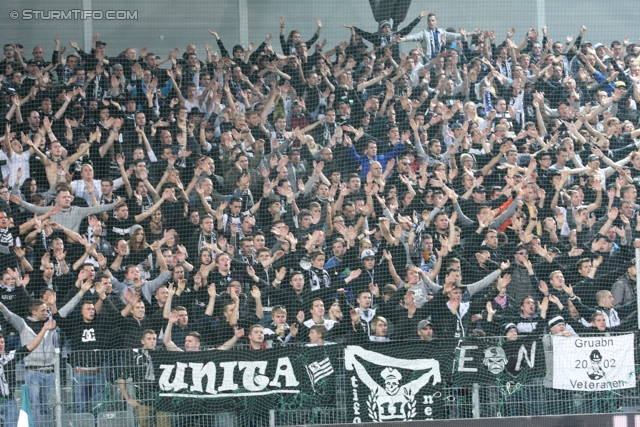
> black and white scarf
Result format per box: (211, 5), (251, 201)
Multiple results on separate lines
(309, 267), (331, 291)
(197, 231), (218, 254)
(135, 349), (155, 381)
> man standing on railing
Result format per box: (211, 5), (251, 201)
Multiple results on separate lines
(118, 329), (170, 427)
(0, 281), (92, 427)
(56, 282), (119, 418)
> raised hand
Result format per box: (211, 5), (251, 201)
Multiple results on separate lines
(250, 286), (261, 300)
(486, 300), (497, 317)
(80, 280), (93, 293)
(43, 319), (57, 331)
(168, 310), (180, 324)
(350, 308), (361, 324)
(369, 283), (379, 297)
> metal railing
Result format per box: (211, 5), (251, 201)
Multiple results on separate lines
(3, 338), (633, 427)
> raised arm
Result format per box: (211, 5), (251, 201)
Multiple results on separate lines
(163, 310), (180, 351)
(25, 319), (57, 352)
(99, 124), (120, 158)
(217, 327), (244, 350)
(166, 69), (185, 105)
(133, 189), (167, 222)
(204, 283), (216, 317)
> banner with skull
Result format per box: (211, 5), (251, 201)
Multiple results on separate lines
(453, 336), (542, 384)
(344, 343), (445, 423)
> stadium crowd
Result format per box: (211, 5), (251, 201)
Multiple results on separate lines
(0, 9), (638, 425)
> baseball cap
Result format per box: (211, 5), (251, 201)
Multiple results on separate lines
(417, 319), (433, 330)
(472, 185), (486, 193)
(548, 247), (562, 255)
(451, 122), (463, 129)
(615, 81), (627, 88)
(96, 41), (107, 47)
(587, 154), (600, 162)
(593, 43), (604, 50)
(597, 234), (612, 243)
(228, 277), (243, 287)
(267, 196), (282, 206)
(361, 249), (376, 260)
(26, 59), (37, 66)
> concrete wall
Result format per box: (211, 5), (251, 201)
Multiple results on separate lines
(0, 0), (633, 61)
(0, 0), (240, 59)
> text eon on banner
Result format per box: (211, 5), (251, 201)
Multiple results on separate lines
(552, 334), (636, 391)
(344, 344), (444, 423)
(454, 336), (540, 381)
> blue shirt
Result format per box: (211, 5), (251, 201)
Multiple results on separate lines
(348, 142), (405, 180)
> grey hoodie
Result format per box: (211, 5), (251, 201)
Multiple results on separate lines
(111, 271), (172, 304)
(0, 291), (83, 367)
(18, 199), (117, 233)
(407, 270), (501, 308)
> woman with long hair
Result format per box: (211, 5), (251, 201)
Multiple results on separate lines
(20, 178), (39, 204)
(144, 209), (165, 243)
(127, 225), (154, 277)
(279, 15), (322, 57)
(197, 248), (213, 270)
(463, 101), (486, 128)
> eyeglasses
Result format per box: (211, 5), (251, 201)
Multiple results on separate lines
(516, 252), (528, 256)
(402, 163), (411, 166)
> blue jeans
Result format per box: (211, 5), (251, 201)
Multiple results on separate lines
(73, 371), (106, 416)
(1, 398), (19, 427)
(25, 370), (55, 427)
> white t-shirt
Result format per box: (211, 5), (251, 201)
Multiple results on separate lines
(7, 150), (30, 187)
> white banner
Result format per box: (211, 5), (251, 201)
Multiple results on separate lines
(344, 345), (443, 423)
(552, 334), (636, 391)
